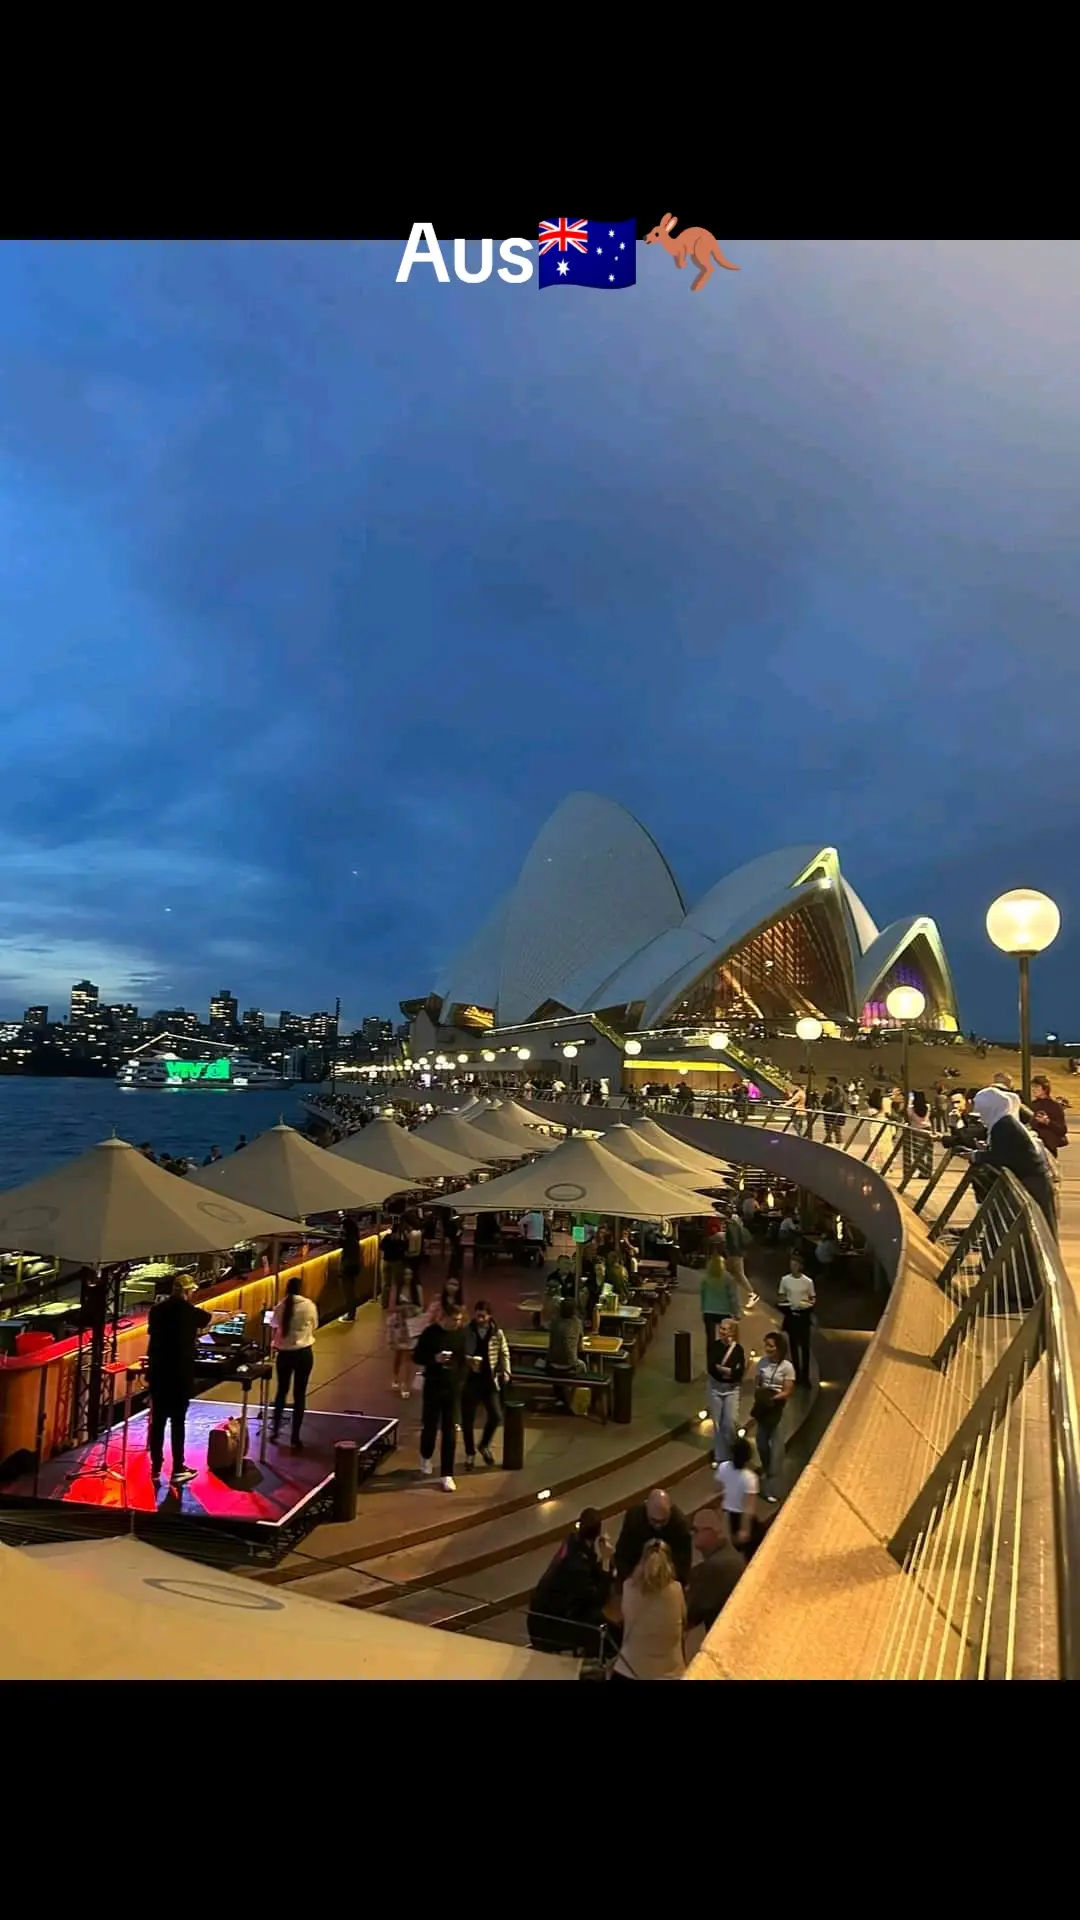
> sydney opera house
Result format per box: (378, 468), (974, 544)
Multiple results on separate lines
(403, 794), (958, 1084)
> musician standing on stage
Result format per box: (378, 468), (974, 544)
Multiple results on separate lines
(146, 1277), (212, 1486)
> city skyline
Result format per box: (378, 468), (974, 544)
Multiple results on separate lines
(1, 241), (1078, 1034)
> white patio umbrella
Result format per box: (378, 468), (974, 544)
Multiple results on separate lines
(412, 1112), (506, 1166)
(493, 1097), (565, 1136)
(599, 1123), (722, 1192)
(429, 1133), (708, 1220)
(187, 1124), (403, 1218)
(0, 1137), (306, 1265)
(467, 1105), (557, 1157)
(329, 1115), (480, 1185)
(631, 1114), (730, 1179)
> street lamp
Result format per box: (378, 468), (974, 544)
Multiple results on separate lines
(885, 985), (925, 1109)
(562, 1044), (578, 1059)
(795, 1016), (822, 1095)
(624, 1039), (642, 1056)
(457, 1053), (469, 1064)
(987, 889), (1061, 1103)
(516, 1048), (530, 1061)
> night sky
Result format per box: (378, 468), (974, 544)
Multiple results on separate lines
(0, 238), (1076, 1036)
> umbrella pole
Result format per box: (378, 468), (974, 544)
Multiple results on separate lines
(260, 1236), (280, 1464)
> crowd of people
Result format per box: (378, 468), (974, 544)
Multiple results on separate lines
(526, 1485), (746, 1678)
(778, 1067), (1068, 1238)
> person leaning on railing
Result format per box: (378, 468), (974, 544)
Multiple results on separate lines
(970, 1088), (1058, 1239)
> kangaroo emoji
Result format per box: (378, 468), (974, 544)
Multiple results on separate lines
(644, 214), (739, 292)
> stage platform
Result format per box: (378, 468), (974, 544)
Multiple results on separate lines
(0, 1405), (398, 1565)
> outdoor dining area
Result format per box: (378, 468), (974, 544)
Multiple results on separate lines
(0, 1095), (732, 1485)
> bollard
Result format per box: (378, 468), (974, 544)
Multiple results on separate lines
(502, 1398), (525, 1471)
(612, 1360), (634, 1426)
(333, 1440), (359, 1522)
(674, 1328), (693, 1384)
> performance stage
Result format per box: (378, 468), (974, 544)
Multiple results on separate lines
(0, 1405), (398, 1564)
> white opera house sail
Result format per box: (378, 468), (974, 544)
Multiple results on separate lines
(402, 793), (958, 1068)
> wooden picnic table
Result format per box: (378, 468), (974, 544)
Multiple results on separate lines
(508, 1330), (626, 1359)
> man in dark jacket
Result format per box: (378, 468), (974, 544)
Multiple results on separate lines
(146, 1278), (213, 1484)
(527, 1507), (614, 1655)
(461, 1301), (511, 1469)
(615, 1487), (693, 1589)
(686, 1508), (744, 1630)
(1030, 1076), (1069, 1160)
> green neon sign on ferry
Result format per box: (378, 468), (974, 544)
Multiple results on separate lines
(164, 1057), (232, 1082)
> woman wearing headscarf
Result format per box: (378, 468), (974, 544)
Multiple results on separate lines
(971, 1087), (1058, 1238)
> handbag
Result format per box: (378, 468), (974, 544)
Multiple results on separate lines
(406, 1313), (428, 1342)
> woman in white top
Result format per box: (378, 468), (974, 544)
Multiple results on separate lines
(751, 1330), (795, 1501)
(612, 1541), (686, 1681)
(271, 1277), (319, 1448)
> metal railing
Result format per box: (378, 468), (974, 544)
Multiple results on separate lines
(656, 1098), (1080, 1679)
(869, 1169), (1080, 1679)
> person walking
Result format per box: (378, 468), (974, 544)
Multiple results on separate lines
(340, 1213), (363, 1322)
(714, 1436), (759, 1553)
(271, 1276), (319, 1449)
(706, 1316), (745, 1466)
(461, 1300), (511, 1469)
(778, 1252), (815, 1388)
(821, 1077), (846, 1145)
(907, 1091), (934, 1179)
(751, 1330), (795, 1501)
(379, 1220), (408, 1310)
(386, 1264), (424, 1397)
(611, 1541), (687, 1681)
(413, 1295), (468, 1490)
(724, 1206), (758, 1313)
(146, 1277), (212, 1485)
(700, 1251), (740, 1349)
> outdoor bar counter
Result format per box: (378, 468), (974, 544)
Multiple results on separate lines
(0, 1228), (383, 1472)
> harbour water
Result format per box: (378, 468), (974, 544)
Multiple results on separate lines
(0, 1078), (324, 1188)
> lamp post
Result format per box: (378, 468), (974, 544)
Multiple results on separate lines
(708, 1029), (730, 1114)
(885, 985), (925, 1111)
(795, 1016), (822, 1095)
(986, 889), (1061, 1104)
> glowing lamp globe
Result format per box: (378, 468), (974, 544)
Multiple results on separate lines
(457, 1053), (469, 1064)
(795, 1017), (823, 1044)
(482, 1049), (496, 1062)
(708, 1031), (730, 1051)
(624, 1039), (642, 1056)
(986, 890), (1060, 957)
(516, 1048), (531, 1061)
(562, 1044), (579, 1059)
(885, 985), (926, 1024)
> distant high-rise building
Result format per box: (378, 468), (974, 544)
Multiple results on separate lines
(242, 1008), (264, 1033)
(209, 990), (238, 1037)
(307, 1010), (339, 1042)
(23, 1005), (48, 1030)
(152, 1008), (202, 1038)
(278, 1011), (306, 1039)
(104, 1003), (139, 1041)
(70, 980), (99, 1029)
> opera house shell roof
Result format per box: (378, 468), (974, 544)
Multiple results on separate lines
(425, 794), (958, 1037)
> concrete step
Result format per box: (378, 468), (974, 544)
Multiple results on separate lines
(284, 1433), (714, 1611)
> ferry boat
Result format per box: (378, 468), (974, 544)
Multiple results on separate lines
(117, 1048), (296, 1091)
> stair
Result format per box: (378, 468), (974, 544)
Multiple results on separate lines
(281, 1433), (718, 1626)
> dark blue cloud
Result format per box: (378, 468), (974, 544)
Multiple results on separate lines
(0, 238), (1077, 1034)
